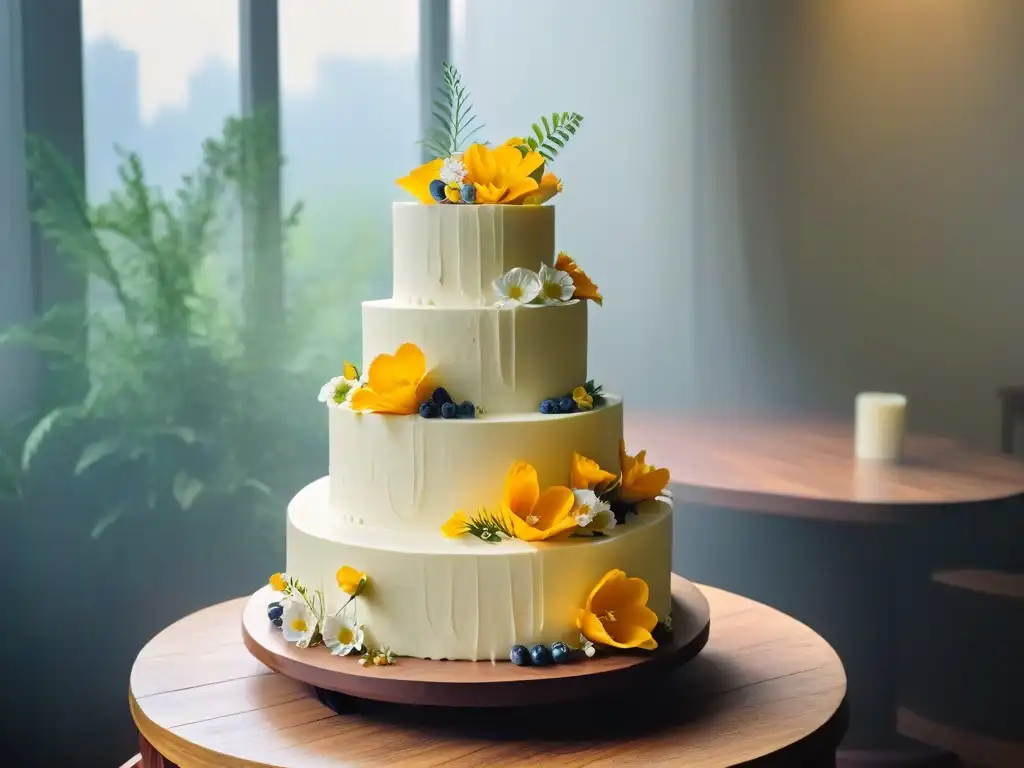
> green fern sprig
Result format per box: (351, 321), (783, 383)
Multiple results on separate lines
(523, 112), (584, 162)
(462, 508), (515, 543)
(420, 62), (486, 159)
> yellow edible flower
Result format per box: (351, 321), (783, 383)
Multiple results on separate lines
(502, 461), (577, 542)
(572, 386), (594, 411)
(465, 140), (545, 205)
(350, 342), (432, 415)
(335, 565), (367, 596)
(269, 572), (286, 592)
(396, 157), (444, 204)
(570, 452), (616, 490)
(441, 510), (470, 538)
(618, 440), (671, 505)
(517, 172), (563, 205)
(555, 252), (602, 305)
(577, 569), (658, 650)
(343, 360), (359, 381)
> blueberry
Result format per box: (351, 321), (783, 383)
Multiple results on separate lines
(461, 183), (477, 204)
(267, 601), (283, 628)
(431, 387), (453, 406)
(458, 401), (476, 418)
(419, 401), (440, 418)
(429, 179), (447, 202)
(441, 401), (458, 419)
(510, 645), (531, 666)
(550, 641), (571, 664)
(530, 644), (553, 666)
(558, 397), (576, 413)
(539, 399), (558, 414)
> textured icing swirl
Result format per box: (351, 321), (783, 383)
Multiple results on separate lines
(362, 299), (587, 414)
(391, 203), (555, 308)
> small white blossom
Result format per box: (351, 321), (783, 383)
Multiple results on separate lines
(281, 600), (318, 648)
(572, 489), (615, 532)
(536, 263), (575, 305)
(322, 614), (364, 657)
(318, 376), (360, 407)
(493, 267), (542, 308)
(440, 154), (467, 185)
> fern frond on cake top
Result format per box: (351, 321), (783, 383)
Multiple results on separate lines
(420, 62), (486, 160)
(522, 112), (584, 163)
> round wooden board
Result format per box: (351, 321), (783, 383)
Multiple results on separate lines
(241, 575), (711, 707)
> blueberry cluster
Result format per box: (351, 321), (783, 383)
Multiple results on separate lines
(509, 641), (580, 666)
(420, 387), (476, 419)
(267, 601), (283, 628)
(539, 396), (577, 415)
(429, 179), (477, 205)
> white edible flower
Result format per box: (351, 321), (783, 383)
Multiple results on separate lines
(572, 489), (615, 532)
(536, 263), (575, 305)
(440, 154), (467, 185)
(493, 267), (542, 308)
(318, 376), (360, 407)
(281, 600), (318, 648)
(322, 613), (364, 657)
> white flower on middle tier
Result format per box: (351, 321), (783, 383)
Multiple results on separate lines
(323, 613), (364, 657)
(493, 267), (542, 308)
(281, 600), (318, 648)
(536, 263), (575, 305)
(572, 489), (616, 532)
(318, 376), (361, 407)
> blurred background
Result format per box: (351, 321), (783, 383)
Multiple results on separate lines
(1, 0), (1022, 765)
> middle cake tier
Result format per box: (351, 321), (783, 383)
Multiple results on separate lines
(329, 398), (623, 532)
(362, 299), (587, 414)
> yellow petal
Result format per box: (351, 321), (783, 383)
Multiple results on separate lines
(441, 510), (470, 538)
(465, 143), (497, 186)
(508, 510), (579, 542)
(591, 573), (651, 617)
(349, 386), (378, 412)
(517, 172), (562, 205)
(335, 565), (366, 595)
(343, 360), (359, 380)
(584, 568), (627, 613)
(503, 136), (526, 147)
(604, 617), (659, 650)
(474, 182), (507, 204)
(570, 452), (616, 490)
(503, 461), (540, 521)
(578, 609), (617, 646)
(555, 251), (573, 272)
(530, 485), (575, 529)
(503, 177), (540, 205)
(620, 467), (672, 505)
(396, 158), (443, 204)
(269, 572), (286, 592)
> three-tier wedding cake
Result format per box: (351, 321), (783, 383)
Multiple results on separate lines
(266, 66), (673, 668)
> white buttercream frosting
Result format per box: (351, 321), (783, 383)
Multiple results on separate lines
(391, 203), (555, 307)
(362, 299), (587, 414)
(287, 477), (673, 661)
(329, 398), (624, 532)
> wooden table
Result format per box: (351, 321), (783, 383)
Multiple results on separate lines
(626, 413), (1024, 765)
(129, 581), (848, 767)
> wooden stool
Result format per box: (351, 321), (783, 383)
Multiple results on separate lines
(129, 581), (847, 767)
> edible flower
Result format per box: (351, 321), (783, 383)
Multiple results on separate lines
(396, 157), (445, 204)
(441, 510), (471, 538)
(322, 614), (364, 657)
(465, 140), (545, 204)
(570, 452), (616, 490)
(493, 267), (542, 308)
(281, 600), (318, 648)
(518, 172), (562, 206)
(572, 489), (616, 532)
(618, 440), (671, 505)
(502, 461), (577, 541)
(343, 360), (360, 381)
(350, 343), (432, 415)
(269, 572), (287, 592)
(537, 263), (575, 305)
(577, 569), (658, 650)
(335, 566), (368, 597)
(440, 154), (467, 185)
(572, 386), (593, 411)
(318, 375), (360, 408)
(555, 252), (602, 305)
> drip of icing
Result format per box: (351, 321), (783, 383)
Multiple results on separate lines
(506, 556), (517, 642)
(412, 419), (425, 512)
(473, 557), (481, 659)
(422, 565), (436, 636)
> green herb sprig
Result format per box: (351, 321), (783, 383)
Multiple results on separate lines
(461, 508), (515, 543)
(523, 112), (584, 162)
(420, 63), (486, 159)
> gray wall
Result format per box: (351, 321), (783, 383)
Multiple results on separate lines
(462, 0), (1024, 449)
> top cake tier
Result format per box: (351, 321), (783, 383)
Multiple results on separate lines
(392, 203), (555, 308)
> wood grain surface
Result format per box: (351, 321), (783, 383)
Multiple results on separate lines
(931, 569), (1024, 600)
(240, 578), (710, 707)
(627, 413), (1024, 522)
(897, 707), (1024, 766)
(129, 577), (848, 767)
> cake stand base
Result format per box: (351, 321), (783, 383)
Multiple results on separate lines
(242, 574), (710, 708)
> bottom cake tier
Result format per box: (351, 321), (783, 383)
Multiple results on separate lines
(286, 477), (673, 661)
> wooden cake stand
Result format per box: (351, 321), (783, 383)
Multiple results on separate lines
(241, 574), (711, 708)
